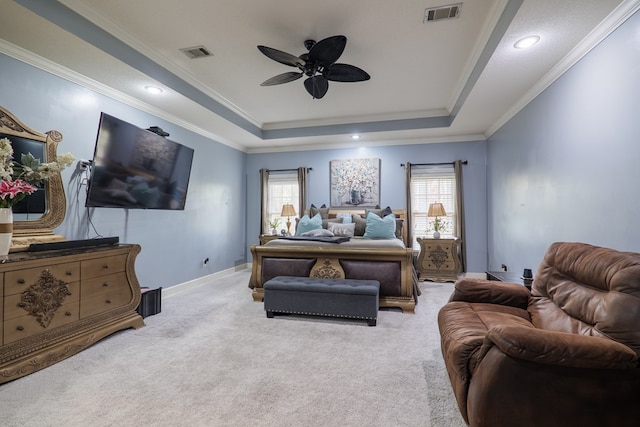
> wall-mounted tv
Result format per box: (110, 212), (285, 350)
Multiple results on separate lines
(85, 113), (194, 210)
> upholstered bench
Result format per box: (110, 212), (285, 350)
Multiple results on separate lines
(263, 276), (380, 326)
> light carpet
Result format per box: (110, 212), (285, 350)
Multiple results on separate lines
(0, 270), (465, 427)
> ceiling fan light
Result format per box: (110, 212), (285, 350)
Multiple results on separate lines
(514, 35), (540, 49)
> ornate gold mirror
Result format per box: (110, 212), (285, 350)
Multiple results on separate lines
(0, 105), (67, 250)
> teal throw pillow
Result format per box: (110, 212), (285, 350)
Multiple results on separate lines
(296, 213), (323, 235)
(363, 212), (397, 239)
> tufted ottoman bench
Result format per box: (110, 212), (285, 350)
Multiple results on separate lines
(263, 276), (380, 326)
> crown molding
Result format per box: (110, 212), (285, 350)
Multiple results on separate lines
(0, 39), (247, 153)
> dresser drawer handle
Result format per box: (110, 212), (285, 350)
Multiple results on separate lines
(102, 264), (110, 269)
(106, 299), (112, 304)
(102, 282), (109, 287)
(65, 311), (72, 316)
(16, 325), (24, 331)
(17, 278), (25, 284)
(66, 270), (73, 276)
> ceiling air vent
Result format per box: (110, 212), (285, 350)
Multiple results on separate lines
(424, 3), (462, 23)
(180, 45), (212, 59)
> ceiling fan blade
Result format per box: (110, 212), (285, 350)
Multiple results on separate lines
(308, 35), (346, 67)
(260, 72), (303, 86)
(257, 45), (305, 68)
(304, 76), (329, 99)
(323, 63), (371, 82)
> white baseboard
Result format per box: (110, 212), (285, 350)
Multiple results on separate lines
(163, 263), (250, 297)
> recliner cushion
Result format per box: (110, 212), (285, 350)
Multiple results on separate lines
(531, 242), (640, 356)
(438, 301), (533, 421)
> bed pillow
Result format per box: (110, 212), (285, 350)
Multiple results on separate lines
(351, 214), (367, 236)
(328, 222), (356, 237)
(336, 212), (352, 223)
(363, 212), (397, 239)
(365, 206), (393, 219)
(322, 217), (343, 229)
(309, 203), (329, 219)
(295, 213), (323, 235)
(394, 218), (404, 240)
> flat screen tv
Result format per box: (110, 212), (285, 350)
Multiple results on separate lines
(86, 113), (194, 210)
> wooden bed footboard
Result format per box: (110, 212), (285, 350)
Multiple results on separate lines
(249, 244), (416, 313)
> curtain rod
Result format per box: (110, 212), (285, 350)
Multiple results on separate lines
(264, 167), (313, 172)
(400, 161), (467, 167)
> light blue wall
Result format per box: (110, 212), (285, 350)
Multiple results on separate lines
(487, 10), (640, 275)
(246, 141), (489, 272)
(0, 53), (247, 289)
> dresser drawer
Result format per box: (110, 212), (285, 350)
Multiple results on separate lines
(81, 254), (127, 280)
(4, 282), (80, 321)
(4, 300), (80, 345)
(4, 262), (80, 296)
(80, 287), (133, 318)
(81, 272), (128, 300)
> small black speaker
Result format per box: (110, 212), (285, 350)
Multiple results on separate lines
(137, 287), (162, 318)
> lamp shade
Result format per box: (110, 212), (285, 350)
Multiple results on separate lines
(281, 204), (296, 217)
(427, 202), (446, 217)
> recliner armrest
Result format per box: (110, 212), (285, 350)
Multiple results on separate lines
(483, 324), (638, 369)
(449, 278), (530, 309)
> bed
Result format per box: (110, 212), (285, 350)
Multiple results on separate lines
(249, 208), (418, 313)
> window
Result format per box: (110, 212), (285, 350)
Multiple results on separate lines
(410, 166), (457, 247)
(265, 171), (299, 234)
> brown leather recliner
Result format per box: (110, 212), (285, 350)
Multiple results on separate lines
(438, 242), (640, 427)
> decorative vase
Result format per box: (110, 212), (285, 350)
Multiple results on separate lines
(0, 207), (13, 256)
(350, 190), (361, 205)
(433, 231), (441, 239)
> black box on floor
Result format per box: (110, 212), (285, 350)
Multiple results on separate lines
(137, 287), (162, 318)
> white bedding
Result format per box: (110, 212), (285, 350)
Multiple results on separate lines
(264, 236), (407, 250)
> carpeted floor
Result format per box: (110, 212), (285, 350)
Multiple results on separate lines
(0, 270), (465, 427)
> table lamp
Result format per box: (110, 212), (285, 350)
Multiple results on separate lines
(281, 204), (296, 236)
(427, 202), (447, 238)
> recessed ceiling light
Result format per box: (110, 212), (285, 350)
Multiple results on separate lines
(145, 85), (163, 94)
(514, 35), (540, 49)
(351, 134), (360, 140)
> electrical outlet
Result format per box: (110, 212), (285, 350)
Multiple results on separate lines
(202, 257), (209, 267)
(501, 264), (507, 272)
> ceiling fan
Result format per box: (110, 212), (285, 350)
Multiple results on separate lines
(257, 35), (370, 99)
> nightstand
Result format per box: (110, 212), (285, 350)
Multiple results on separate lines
(259, 234), (280, 245)
(416, 237), (462, 282)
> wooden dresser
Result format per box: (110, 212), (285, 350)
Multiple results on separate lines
(0, 244), (144, 384)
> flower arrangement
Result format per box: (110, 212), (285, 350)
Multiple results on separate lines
(0, 137), (75, 208)
(267, 217), (281, 231)
(428, 217), (452, 234)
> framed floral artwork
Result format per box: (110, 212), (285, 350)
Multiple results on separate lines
(330, 158), (380, 207)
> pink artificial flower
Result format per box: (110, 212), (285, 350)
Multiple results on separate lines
(0, 179), (38, 201)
